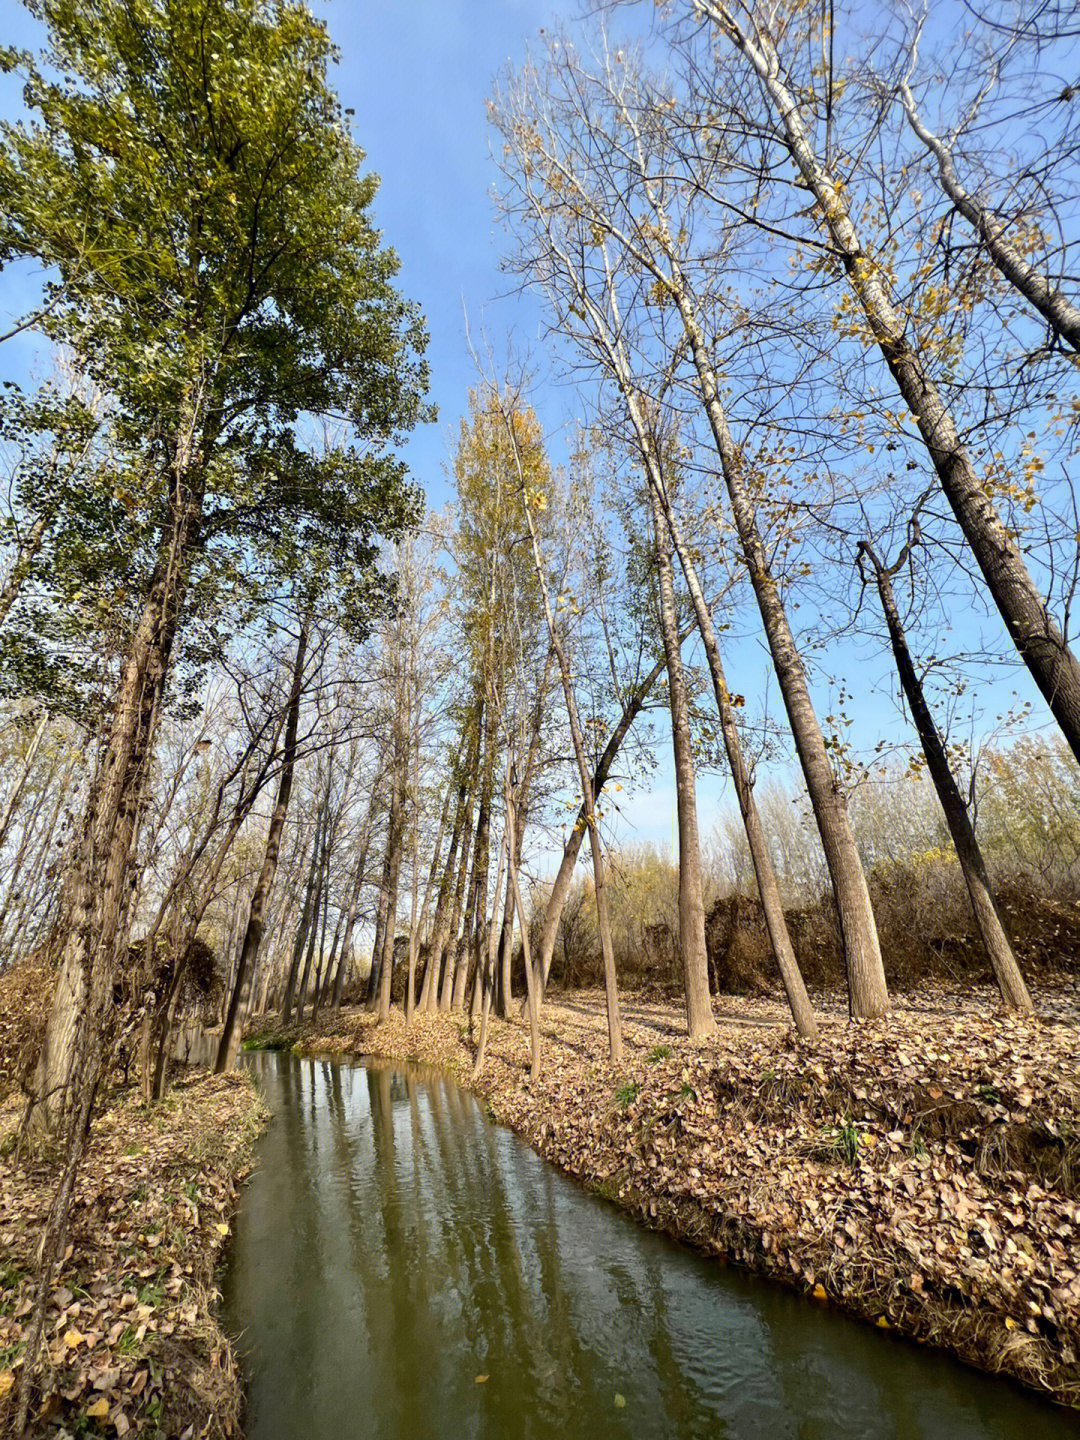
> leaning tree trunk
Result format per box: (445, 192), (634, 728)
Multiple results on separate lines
(216, 619), (309, 1071)
(662, 274), (886, 1018)
(698, 0), (1080, 766)
(534, 654), (667, 997)
(650, 483), (715, 1037)
(17, 441), (204, 1431)
(31, 458), (203, 1133)
(859, 539), (1032, 1010)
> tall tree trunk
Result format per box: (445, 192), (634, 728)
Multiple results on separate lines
(216, 620), (309, 1069)
(472, 819), (509, 1078)
(505, 780), (541, 1081)
(665, 279), (887, 1018)
(17, 433), (205, 1425)
(453, 696), (497, 1014)
(439, 786), (477, 1011)
(298, 790), (333, 1022)
(376, 649), (409, 1022)
(281, 805), (324, 1024)
(408, 784), (449, 1021)
(531, 217), (817, 1035)
(650, 484), (715, 1037)
(31, 456), (203, 1132)
(331, 803), (377, 1008)
(859, 539), (1032, 1010)
(424, 717), (481, 1013)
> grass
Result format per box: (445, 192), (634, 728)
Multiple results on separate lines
(646, 1044), (673, 1064)
(812, 1120), (864, 1166)
(240, 1029), (292, 1053)
(615, 1081), (641, 1111)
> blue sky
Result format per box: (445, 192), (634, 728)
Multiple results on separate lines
(0, 0), (1066, 871)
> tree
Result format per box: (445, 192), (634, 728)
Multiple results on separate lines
(857, 533), (1032, 1010)
(7, 0), (429, 1132)
(5, 0), (429, 1416)
(685, 0), (1080, 768)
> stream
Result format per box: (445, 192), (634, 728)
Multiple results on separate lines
(221, 1052), (1077, 1440)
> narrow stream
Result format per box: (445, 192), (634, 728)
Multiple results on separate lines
(222, 1053), (1076, 1440)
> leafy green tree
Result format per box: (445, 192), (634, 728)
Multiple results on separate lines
(5, 0), (431, 1416)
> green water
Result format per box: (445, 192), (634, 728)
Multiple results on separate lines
(221, 1053), (1077, 1440)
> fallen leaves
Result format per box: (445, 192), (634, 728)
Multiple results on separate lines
(0, 1070), (267, 1437)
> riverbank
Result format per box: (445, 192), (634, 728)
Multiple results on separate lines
(0, 1070), (268, 1438)
(268, 985), (1079, 1410)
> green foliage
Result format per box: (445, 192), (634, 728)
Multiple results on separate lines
(0, 0), (431, 697)
(646, 1044), (673, 1063)
(615, 1080), (641, 1110)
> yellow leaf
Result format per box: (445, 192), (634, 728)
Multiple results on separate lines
(812, 1284), (827, 1301)
(86, 1397), (111, 1419)
(876, 1316), (890, 1329)
(475, 1374), (489, 1384)
(0, 1371), (14, 1397)
(214, 1223), (230, 1236)
(64, 1328), (84, 1349)
(614, 1393), (626, 1408)
(1005, 1316), (1017, 1330)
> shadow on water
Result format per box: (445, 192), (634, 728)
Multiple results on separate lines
(221, 1052), (1076, 1440)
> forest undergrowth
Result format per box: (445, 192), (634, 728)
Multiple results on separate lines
(289, 986), (1080, 1409)
(0, 1059), (267, 1439)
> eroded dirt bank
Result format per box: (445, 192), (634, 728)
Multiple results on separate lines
(273, 986), (1080, 1409)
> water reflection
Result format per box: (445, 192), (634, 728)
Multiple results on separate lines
(222, 1054), (1074, 1440)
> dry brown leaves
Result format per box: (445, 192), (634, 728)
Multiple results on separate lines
(0, 1071), (268, 1438)
(293, 985), (1080, 1408)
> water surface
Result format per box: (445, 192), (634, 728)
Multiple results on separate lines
(222, 1053), (1076, 1440)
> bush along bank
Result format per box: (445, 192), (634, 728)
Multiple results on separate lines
(0, 1070), (268, 1438)
(279, 989), (1080, 1409)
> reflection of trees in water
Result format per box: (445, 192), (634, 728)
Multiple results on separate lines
(228, 1057), (1063, 1440)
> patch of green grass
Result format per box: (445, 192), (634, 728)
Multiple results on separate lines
(124, 1143), (146, 1158)
(976, 1083), (1004, 1106)
(814, 1120), (863, 1166)
(241, 1030), (292, 1053)
(646, 1044), (673, 1064)
(0, 1339), (25, 1369)
(117, 1324), (141, 1357)
(138, 1279), (164, 1308)
(677, 1081), (696, 1101)
(615, 1081), (641, 1111)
